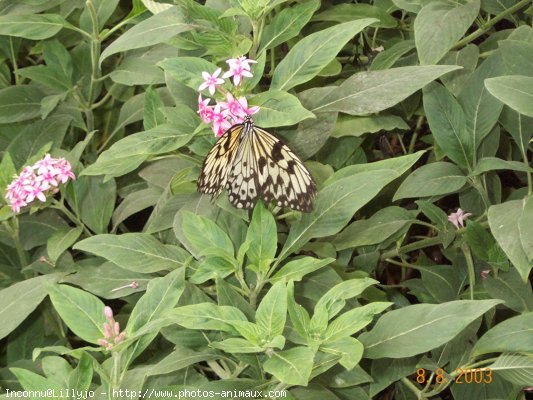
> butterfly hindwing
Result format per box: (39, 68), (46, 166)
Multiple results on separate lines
(197, 124), (242, 196)
(251, 127), (316, 212)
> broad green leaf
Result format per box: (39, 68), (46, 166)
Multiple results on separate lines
(312, 65), (460, 115)
(270, 257), (334, 283)
(519, 196), (533, 261)
(144, 86), (165, 130)
(0, 14), (67, 40)
(440, 44), (479, 97)
(287, 281), (311, 340)
(499, 39), (533, 77)
(488, 199), (532, 282)
(0, 85), (45, 124)
(271, 19), (377, 91)
(259, 0), (319, 53)
(74, 233), (189, 273)
(370, 40), (415, 71)
(48, 284), (107, 344)
(490, 354), (533, 386)
(0, 274), (59, 340)
(100, 7), (194, 63)
(415, 0), (480, 65)
(471, 157), (533, 176)
(256, 281), (287, 339)
(484, 269), (533, 313)
(77, 176), (116, 234)
(0, 152), (16, 199)
(330, 114), (409, 138)
(285, 111), (338, 160)
(485, 75), (533, 118)
(264, 346), (314, 386)
(146, 346), (220, 376)
(279, 152), (424, 259)
(500, 107), (533, 157)
(158, 57), (218, 92)
(392, 0), (430, 13)
(324, 302), (392, 343)
(419, 265), (465, 302)
(393, 162), (467, 200)
(216, 277), (255, 321)
(250, 90), (314, 128)
(320, 336), (364, 370)
(82, 122), (197, 179)
(181, 211), (234, 257)
(169, 303), (247, 333)
(473, 313), (533, 356)
(458, 53), (504, 160)
(210, 338), (263, 353)
(423, 82), (472, 170)
(313, 3), (396, 28)
(359, 300), (502, 358)
(125, 268), (185, 358)
(465, 220), (508, 270)
(9, 368), (62, 394)
(19, 210), (69, 250)
(68, 353), (92, 392)
(334, 206), (413, 250)
(46, 227), (83, 263)
(80, 0), (119, 31)
(245, 202), (277, 271)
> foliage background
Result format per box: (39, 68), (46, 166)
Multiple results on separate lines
(0, 0), (532, 399)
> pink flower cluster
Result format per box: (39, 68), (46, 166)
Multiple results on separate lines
(98, 306), (126, 350)
(197, 56), (260, 136)
(4, 154), (75, 213)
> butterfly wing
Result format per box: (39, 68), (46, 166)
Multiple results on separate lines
(226, 123), (261, 209)
(252, 126), (317, 212)
(197, 124), (242, 197)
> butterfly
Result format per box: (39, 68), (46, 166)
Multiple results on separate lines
(197, 115), (317, 212)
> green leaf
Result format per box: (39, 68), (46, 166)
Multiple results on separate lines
(47, 227), (83, 263)
(457, 53), (504, 159)
(0, 14), (67, 40)
(473, 313), (533, 356)
(169, 303), (247, 333)
(313, 3), (397, 28)
(423, 82), (472, 170)
(0, 85), (45, 124)
(270, 257), (334, 283)
(48, 284), (107, 344)
(0, 152), (16, 199)
(74, 233), (189, 273)
(100, 7), (194, 63)
(519, 196), (533, 262)
(80, 0), (119, 32)
(370, 40), (415, 71)
(68, 352), (93, 391)
(143, 86), (165, 130)
(256, 280), (287, 339)
(82, 122), (197, 179)
(312, 65), (461, 115)
(0, 274), (59, 340)
(245, 202), (277, 271)
(181, 211), (234, 258)
(250, 90), (314, 128)
(320, 336), (364, 370)
(77, 176), (116, 234)
(279, 152), (424, 259)
(287, 281), (311, 340)
(126, 268), (185, 357)
(484, 269), (533, 313)
(393, 162), (467, 200)
(470, 157), (533, 175)
(485, 75), (533, 118)
(359, 299), (502, 358)
(488, 199), (532, 282)
(158, 57), (218, 92)
(490, 354), (533, 386)
(264, 346), (314, 386)
(324, 302), (392, 343)
(259, 0), (319, 53)
(465, 220), (508, 270)
(271, 19), (377, 91)
(9, 368), (62, 395)
(334, 206), (413, 250)
(210, 338), (263, 353)
(330, 114), (409, 138)
(415, 0), (480, 65)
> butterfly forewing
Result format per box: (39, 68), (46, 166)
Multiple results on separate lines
(197, 124), (242, 196)
(198, 117), (317, 212)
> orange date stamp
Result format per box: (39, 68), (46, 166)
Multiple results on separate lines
(416, 368), (493, 384)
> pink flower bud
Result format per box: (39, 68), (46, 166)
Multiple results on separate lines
(104, 306), (114, 321)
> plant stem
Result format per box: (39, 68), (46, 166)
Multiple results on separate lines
(9, 38), (20, 85)
(409, 116), (425, 153)
(380, 236), (443, 261)
(51, 200), (93, 237)
(452, 0), (531, 49)
(85, 0), (102, 133)
(462, 243), (476, 300)
(401, 377), (422, 399)
(3, 219), (29, 267)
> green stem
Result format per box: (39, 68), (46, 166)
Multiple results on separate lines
(110, 351), (122, 397)
(409, 116), (425, 154)
(452, 0), (531, 49)
(100, 11), (148, 41)
(51, 200), (93, 237)
(462, 243), (476, 300)
(9, 37), (20, 85)
(249, 18), (265, 59)
(380, 236), (443, 261)
(401, 377), (423, 399)
(85, 0), (102, 132)
(4, 219), (29, 267)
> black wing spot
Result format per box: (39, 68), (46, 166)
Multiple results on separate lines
(258, 156), (267, 173)
(287, 160), (296, 174)
(271, 141), (283, 161)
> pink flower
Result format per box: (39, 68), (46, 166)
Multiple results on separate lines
(211, 104), (232, 137)
(447, 208), (472, 229)
(198, 68), (224, 95)
(197, 95), (214, 123)
(100, 305), (126, 350)
(223, 63), (254, 86)
(4, 154), (75, 214)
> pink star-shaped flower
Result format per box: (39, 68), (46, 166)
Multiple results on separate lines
(198, 68), (224, 95)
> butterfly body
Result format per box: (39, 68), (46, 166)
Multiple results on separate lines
(198, 116), (316, 212)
